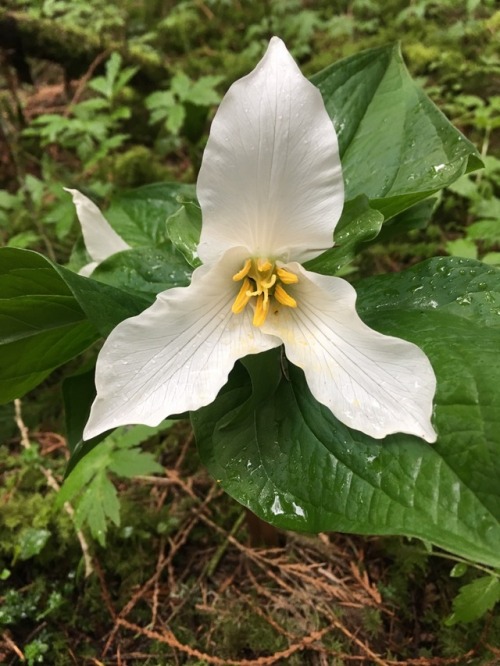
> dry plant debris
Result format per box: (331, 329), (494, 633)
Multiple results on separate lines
(1, 414), (494, 665)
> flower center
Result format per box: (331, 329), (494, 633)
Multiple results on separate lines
(231, 257), (298, 326)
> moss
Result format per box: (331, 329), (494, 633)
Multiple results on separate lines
(0, 8), (169, 83)
(485, 9), (500, 32)
(4, 491), (51, 529)
(112, 145), (171, 188)
(210, 600), (287, 658)
(404, 43), (443, 73)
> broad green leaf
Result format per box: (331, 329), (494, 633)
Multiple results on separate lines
(90, 244), (192, 296)
(311, 44), (482, 220)
(62, 367), (110, 477)
(356, 257), (500, 327)
(1, 248), (149, 337)
(305, 196), (384, 275)
(446, 576), (500, 625)
(194, 258), (500, 568)
(375, 197), (437, 243)
(52, 264), (150, 337)
(106, 182), (196, 246)
(63, 367), (99, 455)
(166, 201), (202, 267)
(63, 371), (173, 476)
(0, 249), (99, 403)
(0, 403), (15, 442)
(0, 248), (152, 402)
(0, 248), (72, 299)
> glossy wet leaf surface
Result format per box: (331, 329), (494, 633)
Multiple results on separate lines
(90, 244), (192, 296)
(0, 247), (153, 404)
(312, 44), (482, 219)
(193, 258), (500, 567)
(166, 200), (202, 267)
(0, 249), (99, 403)
(106, 182), (196, 246)
(305, 195), (384, 274)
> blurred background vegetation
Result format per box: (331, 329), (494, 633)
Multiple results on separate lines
(1, 1), (500, 664)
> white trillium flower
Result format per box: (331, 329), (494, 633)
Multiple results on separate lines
(83, 37), (437, 443)
(64, 188), (130, 277)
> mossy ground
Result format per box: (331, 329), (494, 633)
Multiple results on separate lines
(1, 412), (500, 664)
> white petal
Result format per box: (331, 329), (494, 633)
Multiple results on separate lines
(78, 261), (99, 277)
(262, 265), (437, 442)
(197, 37), (343, 265)
(65, 188), (130, 264)
(84, 249), (281, 439)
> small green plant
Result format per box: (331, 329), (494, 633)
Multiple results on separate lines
(0, 52), (139, 251)
(86, 52), (138, 104)
(0, 190), (33, 249)
(0, 173), (75, 252)
(23, 53), (136, 170)
(56, 425), (167, 546)
(444, 95), (500, 153)
(245, 1), (329, 58)
(445, 154), (500, 264)
(447, 573), (500, 625)
(24, 638), (49, 665)
(146, 71), (222, 140)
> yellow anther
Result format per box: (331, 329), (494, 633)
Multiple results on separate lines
(232, 278), (252, 313)
(277, 267), (299, 284)
(257, 258), (272, 272)
(274, 283), (297, 308)
(232, 258), (252, 281)
(231, 257), (299, 325)
(253, 294), (269, 327)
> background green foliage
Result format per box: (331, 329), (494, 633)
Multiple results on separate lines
(1, 0), (499, 268)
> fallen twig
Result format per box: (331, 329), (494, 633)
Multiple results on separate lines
(13, 399), (93, 577)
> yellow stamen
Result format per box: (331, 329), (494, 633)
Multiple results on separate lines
(261, 274), (277, 290)
(257, 258), (272, 272)
(274, 283), (297, 308)
(232, 278), (252, 313)
(253, 294), (269, 326)
(232, 258), (252, 281)
(277, 267), (299, 284)
(231, 257), (299, 324)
